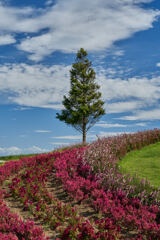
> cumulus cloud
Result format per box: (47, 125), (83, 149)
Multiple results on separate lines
(135, 122), (147, 126)
(119, 108), (160, 121)
(98, 75), (160, 102)
(51, 134), (96, 140)
(0, 63), (160, 117)
(0, 34), (16, 45)
(51, 142), (69, 145)
(0, 0), (158, 60)
(95, 121), (147, 128)
(34, 130), (51, 133)
(95, 122), (128, 128)
(0, 146), (21, 155)
(97, 72), (160, 119)
(51, 135), (83, 140)
(106, 101), (146, 113)
(0, 4), (40, 33)
(0, 63), (70, 108)
(26, 146), (49, 153)
(45, 0), (54, 6)
(98, 131), (132, 137)
(0, 145), (49, 156)
(19, 0), (159, 60)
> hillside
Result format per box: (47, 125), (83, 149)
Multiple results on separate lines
(0, 129), (160, 239)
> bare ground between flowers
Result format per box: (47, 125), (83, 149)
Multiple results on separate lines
(2, 172), (137, 240)
(2, 172), (101, 240)
(2, 179), (55, 239)
(46, 175), (138, 239)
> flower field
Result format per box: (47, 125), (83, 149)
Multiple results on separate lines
(1, 129), (160, 239)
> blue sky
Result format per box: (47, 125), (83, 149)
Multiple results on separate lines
(0, 0), (160, 155)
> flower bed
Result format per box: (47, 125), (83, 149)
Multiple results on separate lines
(52, 146), (160, 239)
(8, 149), (120, 239)
(1, 129), (160, 239)
(0, 154), (55, 240)
(0, 200), (48, 240)
(83, 129), (160, 204)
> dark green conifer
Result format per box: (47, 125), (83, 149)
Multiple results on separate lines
(56, 48), (105, 144)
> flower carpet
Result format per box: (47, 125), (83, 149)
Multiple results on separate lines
(0, 129), (160, 239)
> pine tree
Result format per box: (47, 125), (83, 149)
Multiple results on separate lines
(56, 48), (105, 144)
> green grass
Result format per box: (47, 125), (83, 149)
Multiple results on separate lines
(119, 142), (160, 188)
(0, 153), (40, 165)
(0, 153), (43, 161)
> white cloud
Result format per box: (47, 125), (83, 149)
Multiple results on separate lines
(0, 146), (21, 155)
(156, 62), (160, 67)
(95, 122), (127, 128)
(95, 121), (147, 128)
(26, 145), (49, 153)
(21, 0), (159, 60)
(51, 135), (82, 140)
(0, 145), (49, 156)
(0, 0), (158, 60)
(106, 101), (146, 113)
(98, 75), (160, 102)
(127, 0), (154, 3)
(0, 4), (40, 33)
(35, 130), (51, 133)
(0, 63), (160, 114)
(13, 106), (32, 111)
(51, 134), (96, 140)
(98, 131), (132, 137)
(45, 0), (53, 6)
(0, 63), (70, 108)
(0, 34), (16, 45)
(119, 108), (160, 121)
(112, 50), (125, 57)
(135, 122), (147, 126)
(38, 104), (63, 110)
(51, 142), (69, 145)
(97, 72), (160, 115)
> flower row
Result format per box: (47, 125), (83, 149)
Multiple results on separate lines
(1, 129), (160, 239)
(0, 154), (55, 239)
(52, 147), (160, 239)
(8, 151), (120, 239)
(83, 129), (160, 204)
(0, 199), (48, 240)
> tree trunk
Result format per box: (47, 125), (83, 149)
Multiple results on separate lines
(82, 119), (86, 144)
(83, 129), (86, 144)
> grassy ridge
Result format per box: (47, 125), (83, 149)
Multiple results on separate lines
(119, 142), (160, 188)
(0, 153), (39, 162)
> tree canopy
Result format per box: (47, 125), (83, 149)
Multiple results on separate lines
(56, 48), (105, 143)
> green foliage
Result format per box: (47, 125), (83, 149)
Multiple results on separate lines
(56, 48), (105, 143)
(119, 142), (160, 188)
(0, 153), (38, 161)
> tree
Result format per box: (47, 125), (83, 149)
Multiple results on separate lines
(56, 48), (105, 144)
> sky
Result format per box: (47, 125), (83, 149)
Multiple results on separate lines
(0, 0), (160, 156)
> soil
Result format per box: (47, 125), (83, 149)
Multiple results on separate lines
(2, 172), (100, 240)
(2, 171), (137, 239)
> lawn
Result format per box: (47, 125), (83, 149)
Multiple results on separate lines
(119, 141), (160, 188)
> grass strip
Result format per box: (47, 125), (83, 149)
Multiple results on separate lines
(119, 142), (160, 188)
